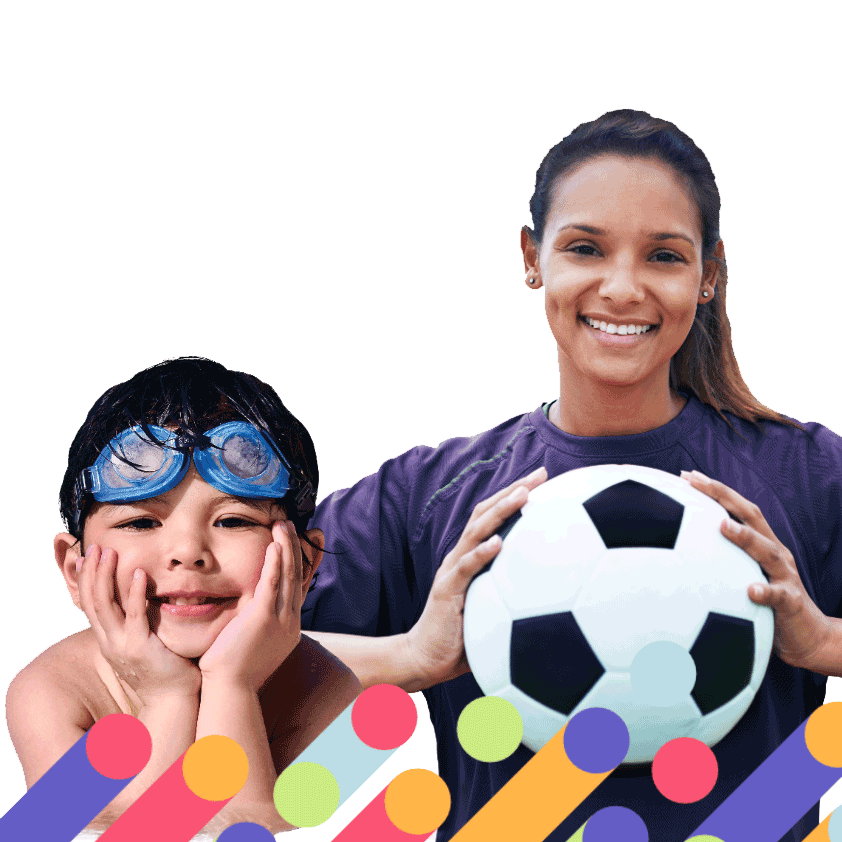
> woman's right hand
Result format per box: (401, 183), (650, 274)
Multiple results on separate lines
(78, 545), (202, 708)
(404, 466), (548, 691)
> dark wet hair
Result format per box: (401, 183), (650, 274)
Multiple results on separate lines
(59, 357), (320, 551)
(527, 109), (804, 437)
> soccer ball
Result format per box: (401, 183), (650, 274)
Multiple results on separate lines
(463, 464), (774, 763)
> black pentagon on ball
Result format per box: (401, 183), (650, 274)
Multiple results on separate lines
(583, 479), (685, 549)
(690, 612), (755, 715)
(510, 611), (605, 715)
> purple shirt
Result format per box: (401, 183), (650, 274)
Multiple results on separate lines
(302, 391), (842, 842)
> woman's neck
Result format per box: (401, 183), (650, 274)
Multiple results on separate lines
(550, 379), (687, 437)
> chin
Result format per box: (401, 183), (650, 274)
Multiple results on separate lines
(156, 631), (213, 660)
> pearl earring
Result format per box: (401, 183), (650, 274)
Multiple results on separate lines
(702, 291), (709, 297)
(528, 277), (536, 285)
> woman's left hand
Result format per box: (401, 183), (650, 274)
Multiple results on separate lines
(199, 521), (303, 690)
(680, 470), (831, 670)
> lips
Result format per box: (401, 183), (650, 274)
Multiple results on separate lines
(156, 600), (235, 619)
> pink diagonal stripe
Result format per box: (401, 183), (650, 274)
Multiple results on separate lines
(331, 786), (433, 842)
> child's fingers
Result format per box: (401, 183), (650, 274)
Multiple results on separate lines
(280, 521), (305, 619)
(78, 547), (111, 650)
(91, 547), (125, 638)
(255, 535), (284, 612)
(123, 568), (151, 648)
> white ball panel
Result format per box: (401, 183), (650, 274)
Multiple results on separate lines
(491, 502), (603, 618)
(573, 548), (708, 670)
(463, 572), (512, 695)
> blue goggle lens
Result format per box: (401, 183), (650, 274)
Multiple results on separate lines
(83, 422), (291, 504)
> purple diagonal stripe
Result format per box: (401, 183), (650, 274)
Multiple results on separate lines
(688, 718), (842, 842)
(0, 729), (140, 840)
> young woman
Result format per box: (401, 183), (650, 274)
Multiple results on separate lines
(301, 110), (842, 842)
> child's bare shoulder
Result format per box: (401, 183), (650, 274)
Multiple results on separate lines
(6, 630), (116, 786)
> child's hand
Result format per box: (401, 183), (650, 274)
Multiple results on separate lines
(404, 467), (548, 690)
(198, 521), (304, 691)
(78, 545), (202, 707)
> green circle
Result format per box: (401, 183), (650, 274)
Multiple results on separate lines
(565, 822), (586, 842)
(456, 696), (523, 762)
(273, 762), (340, 827)
(685, 837), (725, 841)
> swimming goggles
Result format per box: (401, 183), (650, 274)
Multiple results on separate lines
(75, 422), (294, 511)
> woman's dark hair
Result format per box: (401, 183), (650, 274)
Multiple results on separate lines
(59, 357), (320, 555)
(528, 108), (804, 437)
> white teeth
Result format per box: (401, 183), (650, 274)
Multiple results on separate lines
(584, 316), (655, 335)
(170, 597), (206, 605)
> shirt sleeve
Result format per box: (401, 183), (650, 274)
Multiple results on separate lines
(301, 446), (434, 637)
(806, 423), (842, 619)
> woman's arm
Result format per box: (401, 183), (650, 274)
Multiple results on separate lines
(309, 469), (549, 693)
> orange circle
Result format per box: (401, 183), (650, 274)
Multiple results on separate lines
(384, 769), (450, 834)
(182, 735), (249, 801)
(805, 702), (842, 767)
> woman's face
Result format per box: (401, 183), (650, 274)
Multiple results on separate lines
(526, 154), (717, 397)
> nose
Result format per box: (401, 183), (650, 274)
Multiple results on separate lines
(164, 526), (211, 570)
(598, 254), (645, 304)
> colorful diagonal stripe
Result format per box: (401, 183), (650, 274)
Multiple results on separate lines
(0, 714), (150, 840)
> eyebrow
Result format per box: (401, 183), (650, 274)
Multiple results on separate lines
(97, 495), (281, 516)
(558, 224), (696, 246)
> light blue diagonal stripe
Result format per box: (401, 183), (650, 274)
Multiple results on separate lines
(287, 703), (399, 809)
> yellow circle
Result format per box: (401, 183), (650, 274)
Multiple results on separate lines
(805, 702), (842, 767)
(182, 735), (249, 801)
(384, 769), (450, 834)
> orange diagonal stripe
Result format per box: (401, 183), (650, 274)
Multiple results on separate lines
(802, 812), (831, 841)
(450, 722), (614, 842)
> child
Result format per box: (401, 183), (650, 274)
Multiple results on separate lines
(5, 357), (361, 836)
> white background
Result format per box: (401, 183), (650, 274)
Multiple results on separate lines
(1, 1), (841, 838)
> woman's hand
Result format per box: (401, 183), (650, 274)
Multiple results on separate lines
(78, 545), (202, 707)
(198, 521), (304, 691)
(404, 467), (548, 691)
(680, 470), (832, 670)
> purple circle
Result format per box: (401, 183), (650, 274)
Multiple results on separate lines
(582, 806), (648, 842)
(564, 708), (629, 773)
(216, 822), (277, 841)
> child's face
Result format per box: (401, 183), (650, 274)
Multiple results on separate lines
(61, 465), (312, 659)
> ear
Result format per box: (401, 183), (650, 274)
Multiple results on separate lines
(299, 528), (324, 597)
(702, 239), (724, 298)
(521, 226), (543, 289)
(55, 532), (84, 610)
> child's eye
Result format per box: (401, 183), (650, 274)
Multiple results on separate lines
(216, 516), (260, 529)
(117, 518), (159, 531)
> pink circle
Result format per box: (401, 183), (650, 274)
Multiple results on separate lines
(86, 714), (152, 779)
(652, 738), (718, 803)
(351, 684), (417, 749)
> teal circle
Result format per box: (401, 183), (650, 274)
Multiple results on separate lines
(273, 762), (339, 827)
(829, 805), (842, 841)
(630, 641), (696, 707)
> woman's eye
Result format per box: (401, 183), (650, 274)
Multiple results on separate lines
(567, 244), (600, 257)
(117, 518), (159, 530)
(652, 251), (684, 263)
